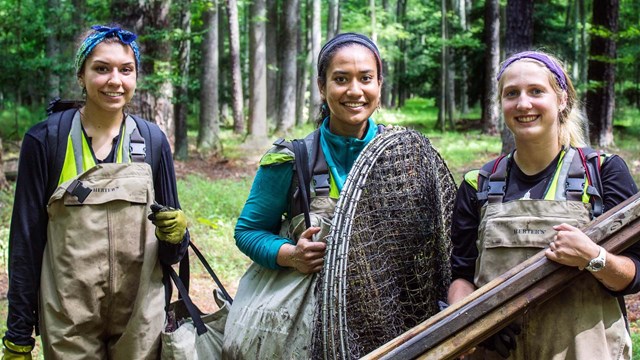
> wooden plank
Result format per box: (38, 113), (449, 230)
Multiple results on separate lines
(363, 192), (640, 360)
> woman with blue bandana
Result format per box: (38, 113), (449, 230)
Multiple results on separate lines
(447, 51), (639, 359)
(2, 25), (188, 359)
(223, 33), (386, 358)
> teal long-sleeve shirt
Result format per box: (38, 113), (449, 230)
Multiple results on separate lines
(234, 118), (379, 269)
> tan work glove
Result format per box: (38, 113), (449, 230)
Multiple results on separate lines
(2, 338), (33, 360)
(148, 203), (188, 244)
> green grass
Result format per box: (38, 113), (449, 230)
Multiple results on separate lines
(633, 322), (640, 359)
(177, 174), (253, 282)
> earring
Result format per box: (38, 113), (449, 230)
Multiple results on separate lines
(82, 87), (87, 100)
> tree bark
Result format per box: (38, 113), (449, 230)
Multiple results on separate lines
(501, 0), (534, 154)
(248, 0), (268, 140)
(276, 0), (299, 133)
(46, 0), (60, 100)
(308, 0), (322, 123)
(266, 0), (279, 124)
(504, 0), (534, 55)
(394, 0), (407, 108)
(198, 1), (222, 156)
(586, 0), (619, 147)
(370, 0), (377, 43)
(295, 6), (309, 126)
(458, 0), (469, 115)
(482, 0), (500, 136)
(438, 0), (446, 131)
(226, 0), (245, 134)
(0, 138), (7, 190)
(174, 0), (191, 160)
(327, 0), (340, 40)
(113, 0), (175, 144)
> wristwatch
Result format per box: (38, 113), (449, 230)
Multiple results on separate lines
(585, 246), (606, 272)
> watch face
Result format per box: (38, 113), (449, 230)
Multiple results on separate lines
(588, 259), (605, 271)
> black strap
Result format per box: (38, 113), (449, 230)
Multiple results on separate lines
(163, 242), (232, 336)
(486, 155), (509, 204)
(166, 265), (207, 335)
(292, 139), (312, 228)
(189, 242), (233, 304)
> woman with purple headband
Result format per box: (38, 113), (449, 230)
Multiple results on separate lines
(2, 25), (188, 359)
(223, 33), (386, 358)
(446, 50), (639, 359)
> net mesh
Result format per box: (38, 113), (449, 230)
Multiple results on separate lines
(311, 128), (457, 359)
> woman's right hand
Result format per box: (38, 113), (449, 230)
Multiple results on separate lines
(277, 227), (327, 274)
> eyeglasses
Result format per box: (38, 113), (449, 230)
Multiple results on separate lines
(91, 25), (138, 45)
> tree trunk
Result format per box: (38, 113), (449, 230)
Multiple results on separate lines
(174, 0), (191, 160)
(226, 0), (245, 134)
(445, 0), (456, 129)
(266, 0), (279, 125)
(46, 0), (60, 101)
(586, 0), (619, 147)
(381, 0), (392, 108)
(458, 0), (469, 115)
(0, 138), (7, 190)
(248, 0), (268, 141)
(394, 0), (408, 108)
(438, 0), (446, 131)
(501, 0), (534, 154)
(504, 0), (534, 55)
(276, 0), (299, 134)
(308, 0), (322, 123)
(327, 0), (339, 40)
(198, 1), (222, 156)
(370, 0), (377, 43)
(482, 0), (500, 136)
(113, 0), (175, 144)
(295, 6), (309, 126)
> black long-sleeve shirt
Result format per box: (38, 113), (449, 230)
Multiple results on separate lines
(450, 152), (640, 297)
(5, 114), (189, 345)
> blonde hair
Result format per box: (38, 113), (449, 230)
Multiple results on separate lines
(497, 51), (588, 148)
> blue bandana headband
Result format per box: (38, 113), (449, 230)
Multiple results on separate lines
(75, 25), (141, 76)
(318, 33), (382, 78)
(496, 51), (568, 91)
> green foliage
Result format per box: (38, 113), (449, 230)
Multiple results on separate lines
(0, 103), (45, 140)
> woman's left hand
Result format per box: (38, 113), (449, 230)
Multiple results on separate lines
(545, 223), (600, 269)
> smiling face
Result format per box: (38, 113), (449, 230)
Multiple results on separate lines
(500, 60), (567, 147)
(319, 44), (382, 138)
(78, 41), (137, 114)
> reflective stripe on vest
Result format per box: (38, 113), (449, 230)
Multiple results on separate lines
(58, 113), (145, 185)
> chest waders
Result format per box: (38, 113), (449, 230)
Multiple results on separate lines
(473, 148), (631, 360)
(222, 132), (335, 359)
(40, 112), (164, 359)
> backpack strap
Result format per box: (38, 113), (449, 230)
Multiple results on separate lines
(475, 154), (509, 204)
(554, 147), (582, 202)
(123, 116), (146, 163)
(129, 115), (162, 171)
(578, 147), (604, 218)
(45, 108), (76, 198)
(292, 139), (312, 228)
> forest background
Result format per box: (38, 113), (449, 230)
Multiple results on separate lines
(1, 0), (640, 358)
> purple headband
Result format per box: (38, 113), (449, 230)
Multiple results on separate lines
(496, 51), (568, 91)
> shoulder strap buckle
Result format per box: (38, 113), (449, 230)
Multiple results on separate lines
(66, 179), (92, 203)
